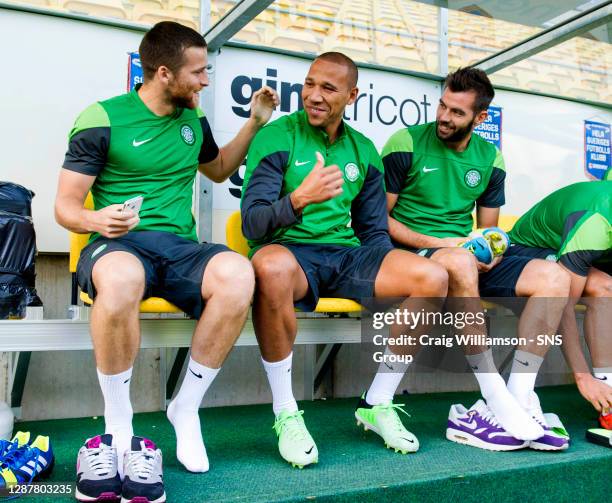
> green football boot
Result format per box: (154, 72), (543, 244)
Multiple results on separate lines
(355, 393), (419, 454)
(273, 410), (318, 468)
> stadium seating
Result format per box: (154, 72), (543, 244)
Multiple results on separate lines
(167, 0), (199, 19)
(19, 0), (60, 8)
(61, 0), (126, 19)
(16, 0), (610, 113)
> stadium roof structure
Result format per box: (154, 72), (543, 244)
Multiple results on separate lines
(1, 0), (610, 105)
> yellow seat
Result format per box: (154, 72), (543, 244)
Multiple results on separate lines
(471, 215), (518, 233)
(497, 215), (519, 233)
(70, 193), (182, 314)
(225, 211), (362, 313)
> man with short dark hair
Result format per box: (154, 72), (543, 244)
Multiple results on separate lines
(55, 21), (278, 501)
(383, 67), (571, 451)
(241, 52), (449, 468)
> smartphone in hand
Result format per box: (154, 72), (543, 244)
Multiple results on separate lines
(121, 195), (144, 216)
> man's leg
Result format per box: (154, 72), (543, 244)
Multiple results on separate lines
(365, 249), (448, 405)
(420, 248), (544, 441)
(90, 251), (145, 469)
(430, 247), (494, 362)
(251, 244), (315, 467)
(584, 267), (612, 374)
(583, 268), (612, 419)
(353, 250), (447, 453)
(167, 252), (255, 472)
(508, 260), (571, 418)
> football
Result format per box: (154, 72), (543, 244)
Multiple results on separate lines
(460, 227), (510, 264)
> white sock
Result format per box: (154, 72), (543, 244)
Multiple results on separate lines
(593, 367), (612, 388)
(262, 353), (298, 416)
(507, 350), (544, 408)
(466, 349), (543, 440)
(366, 346), (411, 406)
(97, 367), (133, 478)
(167, 356), (219, 473)
(465, 349), (505, 399)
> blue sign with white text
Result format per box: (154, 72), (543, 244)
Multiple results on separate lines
(128, 52), (143, 92)
(474, 106), (502, 149)
(584, 120), (611, 180)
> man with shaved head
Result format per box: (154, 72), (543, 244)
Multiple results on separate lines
(241, 52), (449, 468)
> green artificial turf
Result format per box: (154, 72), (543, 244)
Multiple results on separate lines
(13, 385), (611, 502)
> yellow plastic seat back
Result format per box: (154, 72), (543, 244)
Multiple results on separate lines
(225, 211), (362, 313)
(69, 193), (94, 273)
(226, 211), (250, 257)
(498, 215), (519, 233)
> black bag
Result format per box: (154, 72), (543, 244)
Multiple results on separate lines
(0, 182), (42, 319)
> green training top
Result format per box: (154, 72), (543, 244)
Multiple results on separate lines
(382, 121), (506, 238)
(241, 109), (391, 254)
(509, 181), (612, 276)
(63, 86), (219, 242)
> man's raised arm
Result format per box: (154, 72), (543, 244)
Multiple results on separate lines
(199, 86), (278, 183)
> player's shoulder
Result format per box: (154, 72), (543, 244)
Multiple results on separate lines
(253, 112), (295, 143)
(470, 132), (500, 160)
(345, 122), (378, 154)
(96, 91), (135, 115)
(382, 127), (414, 157)
(384, 122), (434, 155)
(73, 102), (110, 130)
(69, 101), (111, 140)
(74, 92), (138, 131)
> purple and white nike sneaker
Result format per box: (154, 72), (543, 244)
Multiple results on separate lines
(447, 400), (528, 451)
(525, 392), (569, 451)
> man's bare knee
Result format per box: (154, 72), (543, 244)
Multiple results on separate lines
(520, 260), (571, 297)
(414, 260), (449, 297)
(203, 252), (255, 309)
(253, 251), (300, 286)
(433, 248), (478, 287)
(92, 252), (145, 309)
(584, 269), (612, 298)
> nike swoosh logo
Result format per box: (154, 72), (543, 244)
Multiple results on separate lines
(422, 167), (439, 173)
(595, 375), (608, 381)
(400, 437), (415, 443)
(305, 446), (314, 454)
(132, 138), (153, 147)
(189, 368), (203, 379)
(515, 359), (529, 366)
(124, 378), (131, 384)
(295, 160), (310, 166)
(459, 419), (477, 429)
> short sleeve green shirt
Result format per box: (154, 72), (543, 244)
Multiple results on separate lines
(63, 87), (219, 242)
(382, 122), (506, 238)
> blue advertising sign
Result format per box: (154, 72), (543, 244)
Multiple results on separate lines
(474, 106), (502, 149)
(584, 120), (611, 180)
(127, 52), (143, 92)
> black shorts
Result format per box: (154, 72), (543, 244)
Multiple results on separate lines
(508, 243), (612, 277)
(77, 231), (230, 318)
(505, 243), (558, 261)
(274, 243), (392, 311)
(396, 244), (532, 298)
